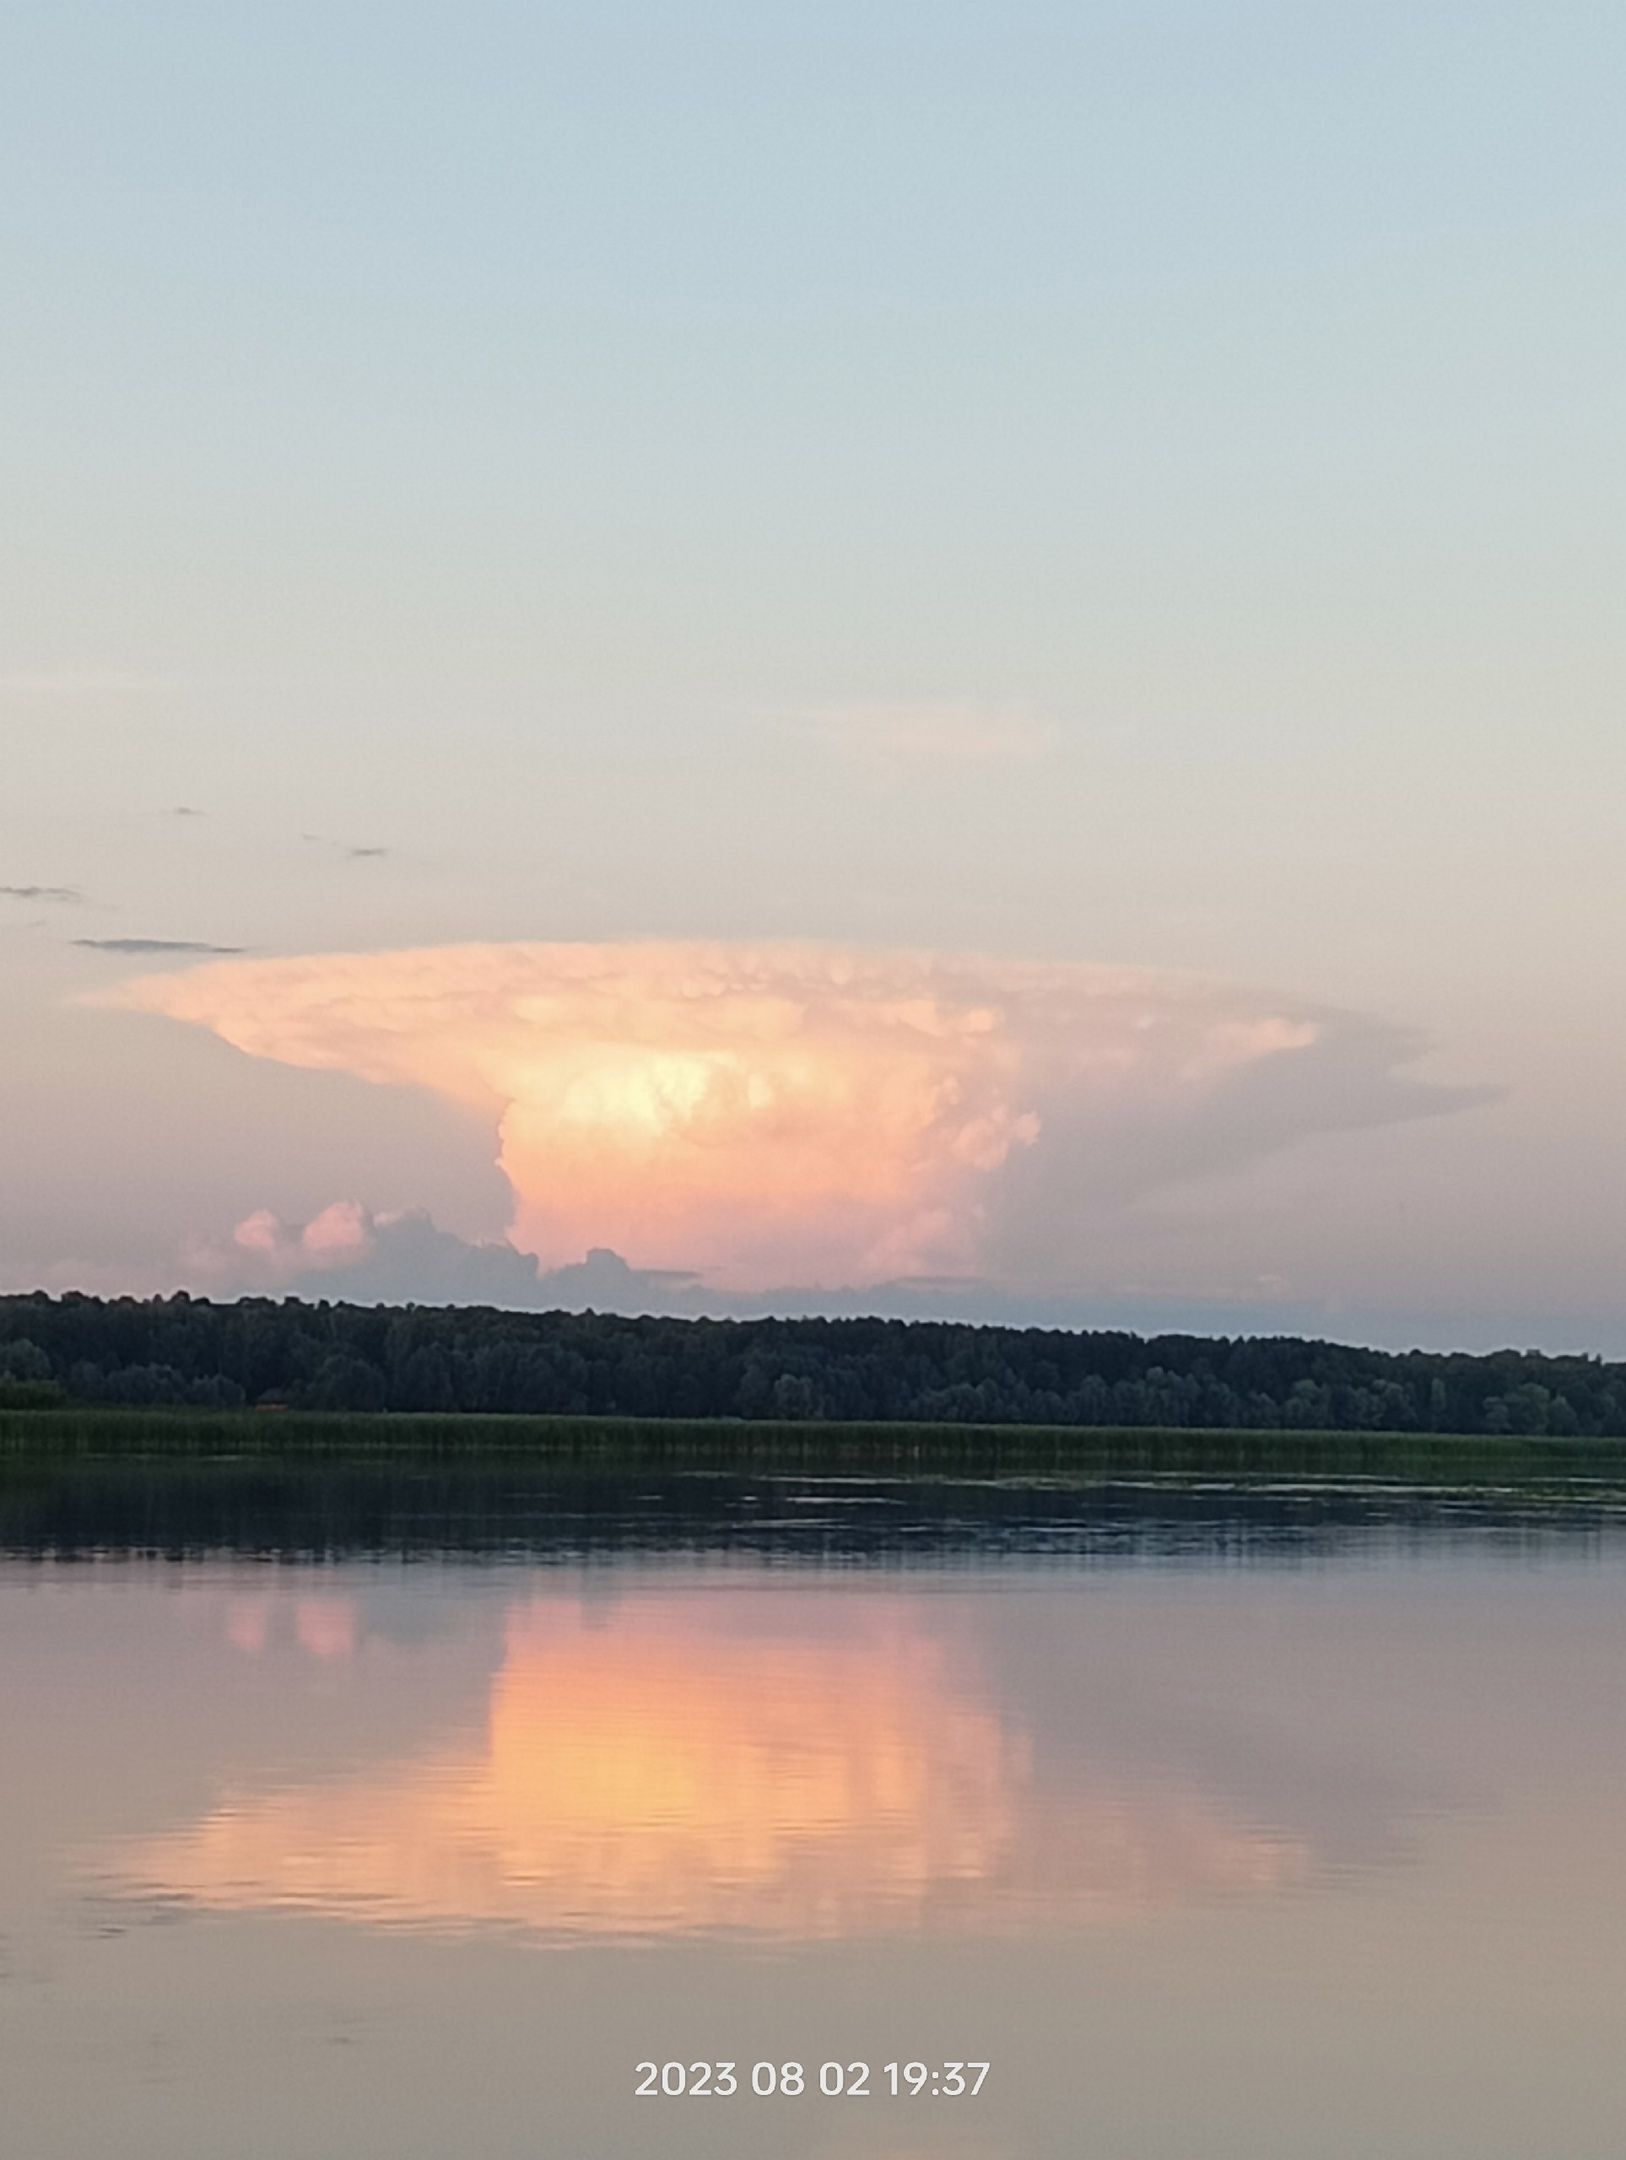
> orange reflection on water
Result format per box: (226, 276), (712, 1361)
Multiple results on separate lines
(219, 1592), (360, 1661)
(113, 1595), (1306, 1943)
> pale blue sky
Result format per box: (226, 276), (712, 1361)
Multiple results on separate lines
(2, 2), (1623, 1346)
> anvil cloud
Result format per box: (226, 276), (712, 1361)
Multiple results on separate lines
(109, 941), (1481, 1294)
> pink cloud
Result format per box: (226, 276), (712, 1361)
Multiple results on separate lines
(105, 940), (1480, 1294)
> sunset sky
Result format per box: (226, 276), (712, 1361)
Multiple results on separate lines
(3, 2), (1623, 1349)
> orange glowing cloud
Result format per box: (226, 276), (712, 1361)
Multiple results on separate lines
(108, 1596), (1305, 1943)
(105, 940), (1469, 1289)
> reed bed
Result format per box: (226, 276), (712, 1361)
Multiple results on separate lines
(2, 1404), (1622, 1485)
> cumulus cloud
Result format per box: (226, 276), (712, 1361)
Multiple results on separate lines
(106, 940), (1489, 1298)
(187, 1205), (1317, 1328)
(201, 1203), (555, 1305)
(191, 1204), (700, 1313)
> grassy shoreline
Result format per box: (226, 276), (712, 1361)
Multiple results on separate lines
(3, 1405), (1623, 1482)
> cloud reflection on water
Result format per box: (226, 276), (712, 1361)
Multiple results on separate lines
(109, 1591), (1307, 1945)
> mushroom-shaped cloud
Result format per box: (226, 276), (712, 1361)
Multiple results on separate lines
(106, 941), (1486, 1291)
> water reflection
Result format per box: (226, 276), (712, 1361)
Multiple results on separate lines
(106, 1588), (1306, 1944)
(222, 1592), (359, 1659)
(8, 1457), (1626, 1565)
(9, 1499), (1626, 2160)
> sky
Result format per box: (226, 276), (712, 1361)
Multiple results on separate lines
(2, 1), (1623, 1351)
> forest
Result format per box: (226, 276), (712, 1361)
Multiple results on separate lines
(1, 1292), (1622, 1436)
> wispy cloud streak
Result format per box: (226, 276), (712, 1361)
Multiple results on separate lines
(75, 937), (245, 956)
(806, 702), (1055, 776)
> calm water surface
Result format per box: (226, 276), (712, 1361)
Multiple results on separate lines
(3, 1464), (1626, 2159)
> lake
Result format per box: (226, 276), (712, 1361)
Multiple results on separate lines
(4, 1460), (1626, 2158)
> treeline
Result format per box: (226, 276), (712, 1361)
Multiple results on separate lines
(2, 1292), (1624, 1437)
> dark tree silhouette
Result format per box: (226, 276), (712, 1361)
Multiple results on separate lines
(2, 1294), (1622, 1436)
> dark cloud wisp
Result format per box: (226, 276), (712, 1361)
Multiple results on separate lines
(300, 833), (391, 860)
(74, 937), (246, 957)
